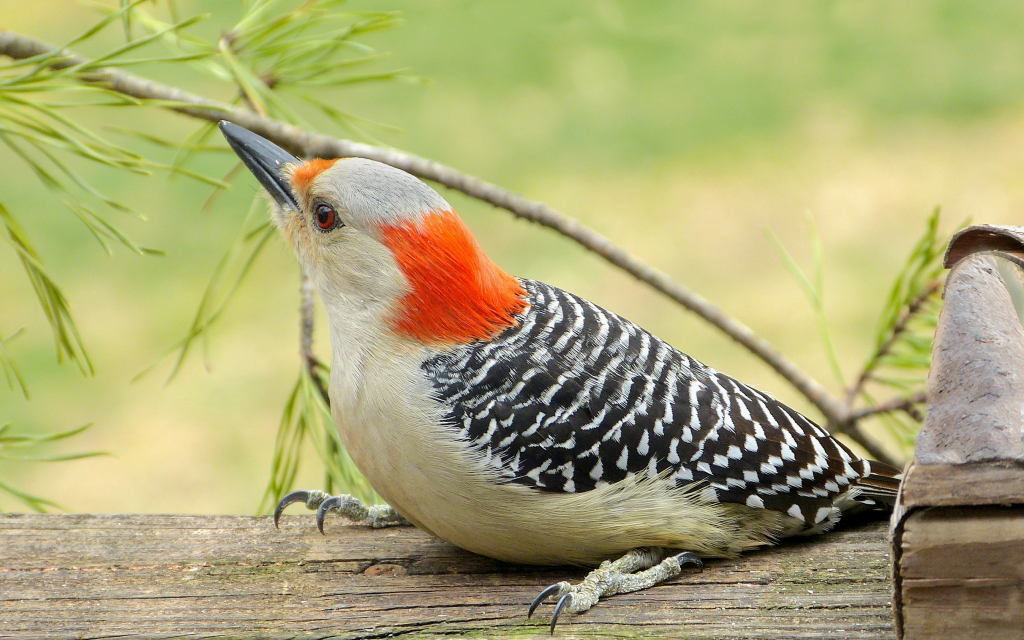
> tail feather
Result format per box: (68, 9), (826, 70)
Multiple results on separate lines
(853, 459), (904, 508)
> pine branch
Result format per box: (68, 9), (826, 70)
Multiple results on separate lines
(2, 30), (905, 459)
(846, 281), (940, 405)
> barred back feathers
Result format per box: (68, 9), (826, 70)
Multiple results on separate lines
(424, 279), (903, 533)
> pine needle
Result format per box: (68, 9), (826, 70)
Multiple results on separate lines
(257, 365), (377, 515)
(0, 328), (29, 399)
(0, 0), (407, 512)
(133, 197), (275, 382)
(847, 207), (963, 454)
(0, 423), (106, 512)
(767, 213), (846, 388)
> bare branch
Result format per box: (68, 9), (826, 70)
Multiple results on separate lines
(2, 31), (874, 443)
(840, 421), (900, 468)
(828, 391), (927, 467)
(848, 390), (927, 423)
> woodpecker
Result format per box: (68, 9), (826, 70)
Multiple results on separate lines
(220, 122), (902, 632)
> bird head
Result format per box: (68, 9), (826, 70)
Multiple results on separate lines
(220, 122), (526, 345)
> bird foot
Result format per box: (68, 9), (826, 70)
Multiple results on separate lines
(528, 548), (702, 634)
(273, 490), (411, 532)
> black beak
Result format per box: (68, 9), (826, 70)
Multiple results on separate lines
(219, 121), (301, 211)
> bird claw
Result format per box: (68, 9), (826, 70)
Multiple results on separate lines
(528, 582), (566, 619)
(550, 593), (573, 634)
(528, 583), (575, 634)
(273, 490), (323, 528)
(674, 551), (703, 572)
(316, 495), (346, 534)
(526, 548), (704, 633)
(273, 489), (411, 532)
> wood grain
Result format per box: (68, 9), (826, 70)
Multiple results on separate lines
(900, 506), (1024, 640)
(0, 513), (894, 639)
(899, 462), (1024, 510)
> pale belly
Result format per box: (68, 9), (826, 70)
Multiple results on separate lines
(332, 393), (789, 565)
(324, 336), (794, 565)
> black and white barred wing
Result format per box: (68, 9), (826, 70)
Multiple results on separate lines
(422, 279), (900, 527)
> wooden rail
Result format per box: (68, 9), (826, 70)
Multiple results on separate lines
(0, 513), (893, 639)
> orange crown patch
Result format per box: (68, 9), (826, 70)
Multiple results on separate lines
(290, 158), (339, 192)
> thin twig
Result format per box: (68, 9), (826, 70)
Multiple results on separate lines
(299, 267), (330, 407)
(845, 281), (941, 406)
(848, 390), (927, 423)
(299, 267), (315, 363)
(308, 353), (330, 409)
(2, 31), (892, 450)
(829, 391), (926, 467)
(842, 421), (899, 468)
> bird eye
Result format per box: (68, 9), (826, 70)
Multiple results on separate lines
(315, 204), (338, 230)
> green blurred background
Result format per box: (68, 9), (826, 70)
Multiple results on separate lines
(3, 0), (1023, 513)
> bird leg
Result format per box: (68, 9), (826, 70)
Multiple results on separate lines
(273, 490), (412, 531)
(529, 548), (703, 633)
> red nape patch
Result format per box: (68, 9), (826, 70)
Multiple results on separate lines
(290, 158), (338, 191)
(381, 210), (528, 344)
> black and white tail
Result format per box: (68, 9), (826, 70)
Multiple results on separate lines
(852, 459), (904, 508)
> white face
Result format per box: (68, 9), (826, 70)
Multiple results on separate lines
(273, 158), (450, 310)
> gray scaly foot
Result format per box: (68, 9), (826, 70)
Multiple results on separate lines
(273, 490), (412, 531)
(528, 548), (703, 633)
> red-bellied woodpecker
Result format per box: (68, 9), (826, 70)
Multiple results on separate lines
(220, 122), (902, 632)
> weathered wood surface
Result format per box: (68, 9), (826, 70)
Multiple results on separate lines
(0, 513), (894, 639)
(899, 506), (1024, 640)
(899, 461), (1024, 509)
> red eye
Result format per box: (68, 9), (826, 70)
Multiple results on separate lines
(315, 204), (337, 230)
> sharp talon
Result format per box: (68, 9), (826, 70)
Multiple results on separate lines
(274, 490), (311, 529)
(675, 551), (703, 572)
(316, 495), (343, 534)
(550, 592), (573, 634)
(528, 583), (562, 619)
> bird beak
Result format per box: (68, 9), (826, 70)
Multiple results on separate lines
(219, 121), (301, 211)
